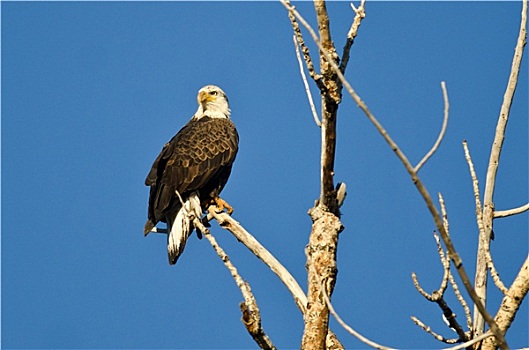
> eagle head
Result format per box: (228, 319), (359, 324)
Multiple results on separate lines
(194, 85), (230, 119)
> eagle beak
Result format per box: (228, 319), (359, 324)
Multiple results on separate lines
(198, 91), (215, 105)
(199, 91), (207, 103)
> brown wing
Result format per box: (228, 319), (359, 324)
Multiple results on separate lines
(144, 117), (238, 234)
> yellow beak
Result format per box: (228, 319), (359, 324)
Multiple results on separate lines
(199, 91), (215, 104)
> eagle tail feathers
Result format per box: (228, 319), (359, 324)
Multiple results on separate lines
(144, 220), (155, 236)
(167, 192), (202, 265)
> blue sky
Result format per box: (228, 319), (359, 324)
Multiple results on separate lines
(2, 1), (527, 349)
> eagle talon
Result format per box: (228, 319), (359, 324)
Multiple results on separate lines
(213, 196), (233, 215)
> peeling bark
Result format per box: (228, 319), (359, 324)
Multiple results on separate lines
(301, 207), (343, 349)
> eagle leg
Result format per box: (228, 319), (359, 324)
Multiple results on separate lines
(207, 196), (233, 215)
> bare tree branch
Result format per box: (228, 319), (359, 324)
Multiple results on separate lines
(438, 195), (452, 295)
(448, 271), (473, 332)
(338, 0), (366, 74)
(284, 0), (325, 91)
(293, 35), (321, 127)
(444, 331), (493, 350)
(474, 0), (527, 337)
(494, 203), (529, 218)
(206, 209), (307, 313)
(481, 255), (529, 350)
(206, 209), (345, 350)
(436, 298), (470, 343)
(412, 271), (436, 301)
(198, 220), (276, 349)
(484, 245), (509, 295)
(280, 3), (508, 347)
(183, 220), (267, 345)
(411, 316), (460, 344)
(462, 141), (485, 236)
(412, 231), (468, 343)
(238, 281), (276, 350)
(282, 0), (342, 212)
(464, 140), (513, 300)
(321, 280), (396, 350)
(314, 0), (340, 212)
(411, 232), (450, 302)
(414, 82), (450, 173)
(153, 214), (344, 349)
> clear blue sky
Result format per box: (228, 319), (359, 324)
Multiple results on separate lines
(2, 1), (527, 349)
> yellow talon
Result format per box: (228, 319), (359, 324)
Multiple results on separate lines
(212, 196), (233, 214)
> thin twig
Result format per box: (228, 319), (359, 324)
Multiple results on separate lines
(485, 245), (509, 294)
(494, 203), (529, 218)
(463, 139), (491, 337)
(239, 281), (276, 350)
(448, 272), (473, 332)
(412, 272), (434, 300)
(411, 316), (459, 344)
(338, 0), (366, 74)
(412, 230), (468, 343)
(284, 0), (325, 91)
(320, 277), (396, 349)
(293, 35), (321, 127)
(462, 141), (485, 235)
(414, 82), (450, 173)
(433, 231), (450, 296)
(280, 3), (508, 347)
(437, 195), (451, 294)
(444, 331), (493, 350)
(410, 233), (449, 301)
(202, 229), (276, 350)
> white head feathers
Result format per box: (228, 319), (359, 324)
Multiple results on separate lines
(193, 85), (231, 120)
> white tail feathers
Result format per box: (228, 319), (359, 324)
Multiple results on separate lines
(167, 192), (202, 265)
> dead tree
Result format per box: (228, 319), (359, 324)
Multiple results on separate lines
(164, 1), (528, 348)
(279, 0), (528, 349)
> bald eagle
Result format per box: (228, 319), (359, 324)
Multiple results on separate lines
(144, 85), (239, 265)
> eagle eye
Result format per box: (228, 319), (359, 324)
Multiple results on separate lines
(210, 91), (218, 96)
